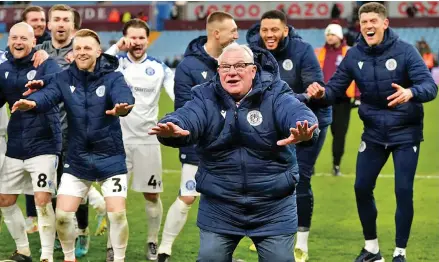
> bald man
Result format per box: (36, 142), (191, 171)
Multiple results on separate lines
(0, 22), (62, 262)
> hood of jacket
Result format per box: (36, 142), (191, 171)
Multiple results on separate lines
(356, 27), (399, 55)
(183, 35), (218, 70)
(69, 53), (119, 81)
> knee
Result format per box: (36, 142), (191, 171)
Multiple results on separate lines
(179, 195), (196, 205)
(395, 186), (413, 200)
(269, 251), (294, 262)
(0, 194), (17, 207)
(34, 192), (52, 206)
(143, 193), (159, 202)
(55, 209), (75, 231)
(197, 245), (229, 262)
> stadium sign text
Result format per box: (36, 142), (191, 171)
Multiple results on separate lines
(186, 1), (353, 20)
(388, 1), (439, 17)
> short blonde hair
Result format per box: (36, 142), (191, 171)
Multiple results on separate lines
(75, 29), (101, 45)
(218, 43), (254, 64)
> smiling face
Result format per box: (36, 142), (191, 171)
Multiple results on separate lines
(8, 23), (35, 59)
(259, 18), (288, 50)
(360, 12), (388, 46)
(215, 18), (239, 48)
(126, 27), (148, 60)
(73, 36), (101, 72)
(25, 11), (46, 37)
(218, 49), (256, 101)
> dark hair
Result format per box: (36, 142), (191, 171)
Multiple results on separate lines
(75, 29), (101, 45)
(122, 18), (150, 37)
(261, 10), (287, 24)
(358, 2), (387, 19)
(206, 11), (234, 24)
(21, 5), (45, 22)
(73, 9), (81, 30)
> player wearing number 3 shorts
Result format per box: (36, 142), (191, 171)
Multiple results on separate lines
(12, 29), (135, 262)
(105, 19), (175, 260)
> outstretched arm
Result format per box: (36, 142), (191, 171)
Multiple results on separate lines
(107, 73), (135, 117)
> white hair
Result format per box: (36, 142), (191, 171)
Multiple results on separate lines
(218, 43), (254, 64)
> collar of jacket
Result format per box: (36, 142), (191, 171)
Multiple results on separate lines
(69, 53), (119, 82)
(5, 47), (37, 67)
(357, 28), (398, 55)
(184, 35), (218, 70)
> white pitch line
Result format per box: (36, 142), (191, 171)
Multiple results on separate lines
(163, 169), (439, 179)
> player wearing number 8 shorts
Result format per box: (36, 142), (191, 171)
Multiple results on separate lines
(0, 23), (62, 262)
(12, 29), (135, 262)
(104, 18), (175, 260)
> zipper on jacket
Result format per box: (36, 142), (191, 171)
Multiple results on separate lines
(83, 76), (94, 173)
(373, 58), (388, 142)
(234, 102), (249, 228)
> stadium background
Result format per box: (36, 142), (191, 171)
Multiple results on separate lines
(0, 1), (438, 261)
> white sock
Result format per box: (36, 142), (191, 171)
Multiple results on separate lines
(108, 210), (129, 261)
(107, 222), (112, 248)
(158, 198), (191, 255)
(145, 198), (163, 244)
(36, 204), (56, 261)
(365, 239), (379, 254)
(393, 247), (406, 257)
(88, 186), (106, 215)
(55, 209), (76, 261)
(295, 231), (309, 253)
(1, 204), (30, 256)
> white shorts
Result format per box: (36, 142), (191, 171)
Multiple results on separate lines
(0, 136), (6, 171)
(0, 154), (58, 195)
(57, 173), (128, 199)
(180, 164), (200, 197)
(125, 144), (163, 193)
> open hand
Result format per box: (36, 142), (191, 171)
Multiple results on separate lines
(23, 80), (44, 96)
(277, 120), (318, 146)
(387, 83), (413, 107)
(148, 122), (190, 138)
(31, 50), (49, 68)
(105, 103), (134, 116)
(11, 99), (36, 113)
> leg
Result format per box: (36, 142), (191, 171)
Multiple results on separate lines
(25, 194), (38, 233)
(75, 198), (90, 258)
(251, 234), (295, 262)
(88, 185), (107, 236)
(0, 156), (32, 259)
(355, 141), (390, 254)
(392, 143), (420, 257)
(158, 163), (199, 258)
(102, 174), (129, 262)
(56, 173), (91, 262)
(294, 126), (328, 253)
(331, 99), (352, 171)
(197, 229), (242, 262)
(26, 154), (59, 262)
(130, 144), (164, 260)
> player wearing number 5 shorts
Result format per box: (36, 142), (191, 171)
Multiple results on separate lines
(12, 29), (135, 262)
(105, 19), (175, 260)
(0, 23), (62, 262)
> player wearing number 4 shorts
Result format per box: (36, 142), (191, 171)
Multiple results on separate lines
(0, 23), (62, 262)
(12, 29), (135, 262)
(105, 18), (175, 261)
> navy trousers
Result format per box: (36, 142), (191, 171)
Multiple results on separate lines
(355, 140), (420, 248)
(296, 126), (329, 230)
